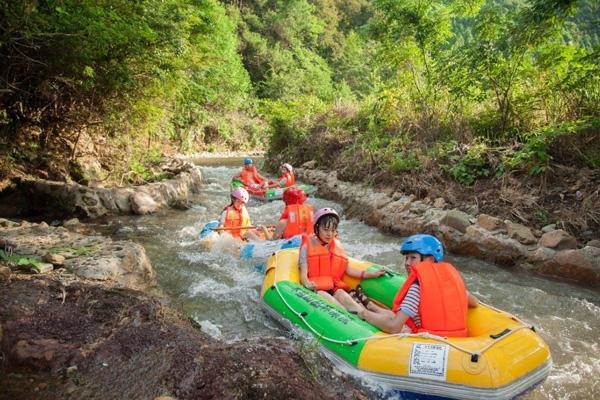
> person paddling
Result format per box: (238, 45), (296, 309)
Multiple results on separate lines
(218, 188), (267, 241)
(352, 234), (479, 336)
(298, 208), (385, 311)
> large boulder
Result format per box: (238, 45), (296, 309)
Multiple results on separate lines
(536, 246), (600, 285)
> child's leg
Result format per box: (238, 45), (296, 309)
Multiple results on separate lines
(333, 289), (366, 313)
(317, 290), (344, 308)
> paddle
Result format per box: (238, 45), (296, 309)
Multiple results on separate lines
(211, 225), (275, 231)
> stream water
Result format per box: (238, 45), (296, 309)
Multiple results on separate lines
(105, 158), (599, 399)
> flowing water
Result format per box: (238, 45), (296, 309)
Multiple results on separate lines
(105, 158), (599, 399)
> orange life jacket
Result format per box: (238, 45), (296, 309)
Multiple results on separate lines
(392, 261), (468, 337)
(240, 166), (265, 187)
(222, 204), (251, 240)
(282, 204), (314, 238)
(303, 234), (350, 291)
(276, 171), (295, 187)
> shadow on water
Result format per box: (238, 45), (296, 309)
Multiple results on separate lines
(102, 161), (600, 400)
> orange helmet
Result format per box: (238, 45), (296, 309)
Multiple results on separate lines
(282, 187), (307, 205)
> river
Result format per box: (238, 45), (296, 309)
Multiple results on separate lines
(105, 158), (599, 399)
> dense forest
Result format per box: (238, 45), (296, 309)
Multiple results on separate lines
(1, 0), (599, 233)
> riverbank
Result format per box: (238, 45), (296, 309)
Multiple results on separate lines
(295, 165), (600, 287)
(0, 218), (368, 400)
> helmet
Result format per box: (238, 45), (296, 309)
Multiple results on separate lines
(281, 163), (293, 172)
(400, 234), (444, 262)
(313, 207), (339, 224)
(283, 187), (306, 205)
(243, 157), (253, 165)
(231, 187), (249, 203)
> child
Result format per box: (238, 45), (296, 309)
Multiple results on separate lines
(232, 158), (267, 193)
(267, 163), (295, 188)
(354, 234), (479, 336)
(298, 207), (385, 311)
(219, 187), (266, 241)
(272, 187), (313, 239)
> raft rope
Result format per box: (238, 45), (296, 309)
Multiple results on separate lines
(269, 251), (536, 360)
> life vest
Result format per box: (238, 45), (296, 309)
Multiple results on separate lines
(240, 166), (265, 187)
(282, 204), (314, 238)
(392, 261), (468, 337)
(222, 205), (251, 240)
(303, 234), (349, 291)
(277, 171), (295, 187)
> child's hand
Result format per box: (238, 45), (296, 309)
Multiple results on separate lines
(371, 268), (386, 278)
(305, 281), (317, 291)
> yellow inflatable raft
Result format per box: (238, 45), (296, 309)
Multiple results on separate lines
(261, 248), (551, 400)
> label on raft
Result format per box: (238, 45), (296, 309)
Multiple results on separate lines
(408, 343), (449, 381)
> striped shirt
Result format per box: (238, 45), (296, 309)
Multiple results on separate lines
(399, 283), (422, 328)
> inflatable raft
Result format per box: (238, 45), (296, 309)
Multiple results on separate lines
(199, 221), (301, 270)
(230, 178), (316, 201)
(261, 248), (552, 400)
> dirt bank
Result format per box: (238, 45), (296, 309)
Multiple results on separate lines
(0, 272), (367, 400)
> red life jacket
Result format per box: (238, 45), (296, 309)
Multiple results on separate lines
(303, 234), (350, 291)
(392, 261), (469, 337)
(279, 171), (295, 187)
(222, 205), (251, 240)
(282, 204), (314, 238)
(240, 166), (265, 187)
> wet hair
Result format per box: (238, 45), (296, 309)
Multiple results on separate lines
(314, 214), (339, 234)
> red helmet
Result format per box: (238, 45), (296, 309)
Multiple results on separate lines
(282, 187), (307, 205)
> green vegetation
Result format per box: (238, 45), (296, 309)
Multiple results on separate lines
(0, 249), (43, 272)
(1, 0), (599, 187)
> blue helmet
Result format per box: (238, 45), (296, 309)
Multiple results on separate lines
(243, 157), (253, 165)
(400, 234), (444, 262)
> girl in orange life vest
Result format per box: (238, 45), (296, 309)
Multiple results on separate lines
(354, 234), (479, 336)
(218, 187), (267, 241)
(298, 208), (386, 311)
(267, 163), (295, 189)
(232, 157), (267, 190)
(272, 187), (313, 240)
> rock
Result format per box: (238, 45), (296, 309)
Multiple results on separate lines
(587, 239), (600, 248)
(0, 218), (20, 228)
(12, 338), (70, 370)
(476, 214), (505, 231)
(301, 160), (317, 169)
(455, 225), (526, 266)
(506, 221), (537, 245)
(439, 209), (472, 233)
(540, 229), (578, 250)
(131, 192), (158, 215)
(43, 253), (66, 266)
(537, 246), (600, 285)
(32, 263), (54, 274)
(433, 197), (446, 208)
(541, 223), (557, 233)
(463, 204), (479, 216)
(527, 247), (555, 263)
(62, 218), (80, 227)
(0, 265), (11, 281)
(66, 365), (78, 377)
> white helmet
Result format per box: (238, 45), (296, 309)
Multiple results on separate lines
(281, 163), (293, 172)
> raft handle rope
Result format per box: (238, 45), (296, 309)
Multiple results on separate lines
(268, 251), (536, 358)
